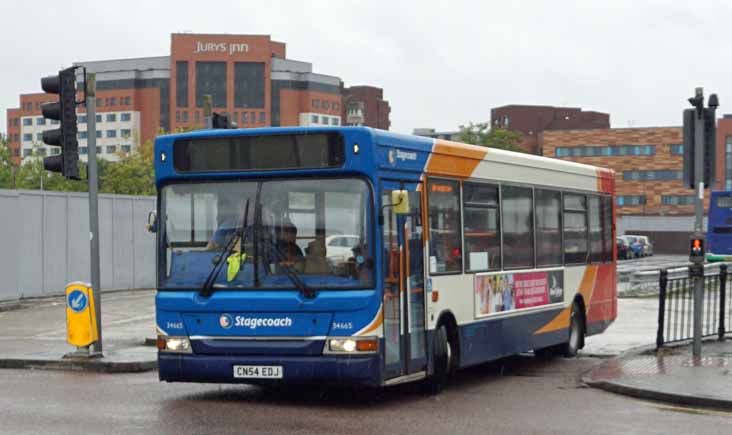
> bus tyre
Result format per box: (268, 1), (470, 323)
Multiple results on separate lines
(560, 302), (584, 357)
(423, 326), (449, 394)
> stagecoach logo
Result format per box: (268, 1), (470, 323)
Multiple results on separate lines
(194, 41), (250, 55)
(388, 149), (417, 166)
(219, 313), (233, 329)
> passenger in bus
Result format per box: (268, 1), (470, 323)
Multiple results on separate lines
(349, 243), (373, 284)
(303, 238), (330, 275)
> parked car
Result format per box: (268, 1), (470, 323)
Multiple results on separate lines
(616, 237), (630, 260)
(324, 234), (361, 261)
(636, 235), (654, 256)
(620, 235), (644, 258)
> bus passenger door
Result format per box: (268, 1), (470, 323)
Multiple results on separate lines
(382, 181), (427, 379)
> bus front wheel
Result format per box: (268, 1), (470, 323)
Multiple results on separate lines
(422, 325), (449, 394)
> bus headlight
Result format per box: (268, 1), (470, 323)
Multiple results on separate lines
(326, 337), (378, 354)
(157, 336), (192, 353)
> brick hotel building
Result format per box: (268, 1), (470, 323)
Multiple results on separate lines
(5, 33), (391, 165)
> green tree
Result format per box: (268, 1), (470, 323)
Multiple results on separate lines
(0, 135), (14, 189)
(99, 152), (155, 196)
(454, 122), (525, 153)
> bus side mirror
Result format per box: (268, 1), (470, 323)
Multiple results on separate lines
(146, 210), (158, 233)
(392, 190), (410, 214)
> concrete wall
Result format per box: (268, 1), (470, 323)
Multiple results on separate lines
(0, 189), (156, 301)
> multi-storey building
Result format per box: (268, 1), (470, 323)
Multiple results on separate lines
(5, 33), (390, 165)
(541, 125), (732, 253)
(491, 105), (610, 154)
(342, 86), (391, 129)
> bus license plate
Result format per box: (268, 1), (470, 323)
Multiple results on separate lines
(233, 365), (283, 379)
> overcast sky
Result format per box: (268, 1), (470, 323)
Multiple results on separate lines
(2, 0), (732, 134)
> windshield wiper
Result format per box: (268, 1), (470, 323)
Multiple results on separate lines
(260, 236), (315, 299)
(201, 199), (250, 297)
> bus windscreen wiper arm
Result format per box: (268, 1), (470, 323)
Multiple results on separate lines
(201, 199), (250, 297)
(261, 238), (314, 299)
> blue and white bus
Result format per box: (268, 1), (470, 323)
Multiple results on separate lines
(153, 127), (617, 391)
(707, 190), (732, 258)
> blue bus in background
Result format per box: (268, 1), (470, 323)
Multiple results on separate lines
(152, 126), (616, 391)
(707, 191), (732, 256)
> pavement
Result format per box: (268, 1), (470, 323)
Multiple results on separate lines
(585, 339), (732, 409)
(0, 290), (157, 373)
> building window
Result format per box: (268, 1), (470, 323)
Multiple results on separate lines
(311, 115), (318, 124)
(503, 115), (510, 127)
(36, 117), (45, 125)
(37, 147), (46, 156)
(250, 111), (256, 123)
(176, 61), (189, 108)
(23, 133), (32, 142)
(331, 117), (339, 126)
(106, 130), (116, 138)
(182, 111), (189, 122)
(96, 98), (103, 107)
(195, 61), (227, 108)
(322, 101), (330, 110)
(79, 147), (88, 155)
(616, 195), (646, 206)
(23, 118), (32, 126)
(109, 97), (117, 106)
(50, 148), (60, 155)
(106, 145), (116, 154)
(623, 170), (682, 181)
(563, 194), (588, 264)
(669, 144), (684, 154)
(106, 114), (116, 122)
(259, 111), (265, 123)
(661, 195), (695, 206)
(96, 146), (102, 154)
(242, 112), (249, 124)
(121, 129), (131, 138)
(312, 100), (320, 109)
(36, 133), (43, 141)
(96, 114), (102, 123)
(120, 113), (131, 122)
(78, 131), (88, 139)
(463, 182), (500, 271)
(23, 148), (32, 157)
(175, 111), (181, 122)
(535, 189), (562, 266)
(194, 111), (200, 123)
(555, 144), (656, 157)
(234, 62), (265, 108)
(96, 131), (102, 138)
(428, 179), (462, 274)
(79, 115), (87, 123)
(333, 102), (340, 111)
(50, 119), (59, 125)
(121, 145), (131, 153)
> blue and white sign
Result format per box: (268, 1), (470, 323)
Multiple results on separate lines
(67, 290), (88, 313)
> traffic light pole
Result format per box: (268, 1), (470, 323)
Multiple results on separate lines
(86, 74), (103, 354)
(692, 101), (704, 359)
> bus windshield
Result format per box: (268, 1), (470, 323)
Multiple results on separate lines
(160, 178), (373, 290)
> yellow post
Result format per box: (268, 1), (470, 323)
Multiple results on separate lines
(65, 281), (98, 348)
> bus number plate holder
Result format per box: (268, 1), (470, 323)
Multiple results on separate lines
(233, 365), (283, 379)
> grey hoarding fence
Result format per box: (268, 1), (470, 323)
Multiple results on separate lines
(0, 189), (156, 302)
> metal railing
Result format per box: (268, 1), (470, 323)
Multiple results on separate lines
(656, 264), (732, 348)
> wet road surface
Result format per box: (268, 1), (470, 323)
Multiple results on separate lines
(2, 354), (730, 435)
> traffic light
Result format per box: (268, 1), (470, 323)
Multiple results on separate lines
(690, 237), (705, 262)
(682, 92), (718, 189)
(212, 112), (235, 129)
(40, 66), (79, 179)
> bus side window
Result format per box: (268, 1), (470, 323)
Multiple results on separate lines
(463, 182), (500, 272)
(563, 194), (588, 264)
(428, 179), (462, 274)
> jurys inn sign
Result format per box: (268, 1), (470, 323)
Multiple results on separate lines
(193, 41), (249, 55)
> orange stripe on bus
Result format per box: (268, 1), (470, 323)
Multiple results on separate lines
(533, 266), (598, 335)
(426, 140), (488, 179)
(357, 305), (384, 336)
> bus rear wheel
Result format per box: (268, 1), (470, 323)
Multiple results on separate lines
(559, 302), (584, 357)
